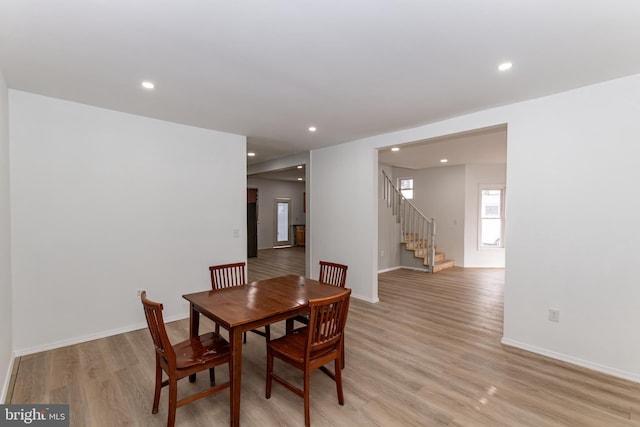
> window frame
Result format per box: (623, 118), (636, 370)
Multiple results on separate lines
(478, 185), (505, 249)
(397, 177), (414, 200)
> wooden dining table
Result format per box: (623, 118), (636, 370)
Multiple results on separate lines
(182, 274), (349, 427)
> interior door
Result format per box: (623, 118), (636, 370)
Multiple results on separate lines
(247, 189), (258, 257)
(274, 198), (291, 247)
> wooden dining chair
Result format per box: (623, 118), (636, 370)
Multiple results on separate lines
(287, 261), (348, 331)
(286, 261), (348, 367)
(140, 291), (230, 427)
(209, 262), (270, 342)
(266, 289), (352, 427)
(318, 260), (349, 287)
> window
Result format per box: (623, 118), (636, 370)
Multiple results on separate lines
(398, 178), (414, 199)
(479, 187), (505, 248)
(274, 198), (291, 246)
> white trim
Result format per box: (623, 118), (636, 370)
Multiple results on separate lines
(1, 353), (16, 403)
(501, 337), (640, 384)
(13, 312), (190, 357)
(378, 265), (429, 274)
(10, 293), (383, 356)
(377, 266), (403, 273)
(400, 265), (429, 272)
(351, 293), (379, 304)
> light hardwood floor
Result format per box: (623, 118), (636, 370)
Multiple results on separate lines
(8, 248), (640, 426)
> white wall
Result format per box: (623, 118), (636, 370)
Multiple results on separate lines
(310, 143), (378, 303)
(502, 74), (640, 380)
(394, 165), (466, 266)
(10, 91), (247, 354)
(0, 69), (13, 402)
(377, 164), (402, 271)
(464, 164), (506, 267)
(310, 72), (640, 381)
(246, 178), (305, 249)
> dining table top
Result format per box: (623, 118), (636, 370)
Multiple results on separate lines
(182, 274), (349, 328)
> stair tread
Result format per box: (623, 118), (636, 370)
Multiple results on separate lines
(423, 258), (454, 265)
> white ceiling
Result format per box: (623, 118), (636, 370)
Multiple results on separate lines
(1, 1), (639, 167)
(378, 125), (507, 170)
(249, 165), (306, 183)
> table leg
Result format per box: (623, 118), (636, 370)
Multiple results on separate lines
(189, 303), (200, 383)
(189, 303), (200, 338)
(229, 327), (243, 427)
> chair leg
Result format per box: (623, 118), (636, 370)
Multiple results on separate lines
(152, 357), (162, 414)
(303, 367), (311, 427)
(209, 367), (216, 386)
(167, 375), (178, 427)
(265, 348), (273, 399)
(243, 331), (247, 343)
(335, 358), (344, 405)
(341, 335), (346, 369)
(265, 324), (271, 341)
(285, 318), (294, 334)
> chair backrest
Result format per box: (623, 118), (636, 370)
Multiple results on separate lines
(318, 261), (348, 288)
(306, 289), (351, 357)
(209, 262), (246, 290)
(140, 291), (175, 363)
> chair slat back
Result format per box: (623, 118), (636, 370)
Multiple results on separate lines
(209, 262), (246, 289)
(307, 289), (351, 355)
(318, 261), (348, 288)
(141, 291), (175, 362)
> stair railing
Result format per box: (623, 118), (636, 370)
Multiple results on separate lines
(382, 171), (437, 272)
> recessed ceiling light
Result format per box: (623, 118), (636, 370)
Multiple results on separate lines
(498, 62), (512, 71)
(440, 158), (448, 163)
(297, 165), (303, 169)
(391, 147), (400, 152)
(297, 177), (303, 181)
(247, 152), (256, 157)
(308, 126), (317, 132)
(141, 81), (155, 89)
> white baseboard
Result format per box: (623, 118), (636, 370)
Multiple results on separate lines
(501, 337), (640, 383)
(377, 265), (429, 273)
(1, 353), (15, 403)
(400, 265), (430, 272)
(14, 312), (190, 357)
(351, 292), (379, 304)
(377, 266), (402, 273)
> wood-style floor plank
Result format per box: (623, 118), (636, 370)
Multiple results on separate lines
(8, 249), (640, 426)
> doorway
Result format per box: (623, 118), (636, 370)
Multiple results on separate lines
(247, 188), (258, 258)
(274, 198), (291, 247)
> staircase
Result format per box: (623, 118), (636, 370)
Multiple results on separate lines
(402, 233), (455, 272)
(383, 171), (455, 273)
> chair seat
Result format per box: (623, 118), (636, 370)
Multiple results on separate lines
(268, 328), (336, 364)
(173, 332), (230, 369)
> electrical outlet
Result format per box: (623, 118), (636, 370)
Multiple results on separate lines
(548, 309), (560, 322)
